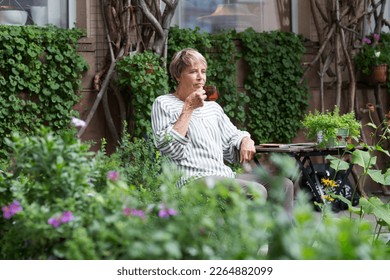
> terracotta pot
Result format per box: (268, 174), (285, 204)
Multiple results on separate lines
(365, 64), (388, 85)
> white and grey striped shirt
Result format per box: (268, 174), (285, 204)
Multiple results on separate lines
(151, 93), (250, 187)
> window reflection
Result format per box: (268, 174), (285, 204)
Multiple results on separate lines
(174, 0), (268, 33)
(1, 0), (69, 28)
(178, 0), (223, 33)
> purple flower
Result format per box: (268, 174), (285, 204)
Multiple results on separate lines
(107, 170), (120, 182)
(48, 211), (74, 228)
(363, 37), (372, 44)
(123, 207), (145, 219)
(131, 209), (145, 219)
(373, 33), (380, 42)
(2, 200), (23, 220)
(158, 204), (177, 218)
(48, 217), (62, 228)
(2, 206), (12, 219)
(60, 211), (74, 223)
(123, 207), (131, 216)
(167, 208), (177, 216)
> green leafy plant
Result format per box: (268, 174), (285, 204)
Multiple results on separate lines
(0, 127), (97, 259)
(354, 33), (390, 75)
(238, 28), (309, 143)
(302, 106), (361, 147)
(326, 108), (389, 186)
(324, 109), (390, 240)
(116, 51), (169, 138)
(0, 25), (88, 159)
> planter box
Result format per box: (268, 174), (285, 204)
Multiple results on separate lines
(317, 128), (349, 148)
(0, 6), (28, 25)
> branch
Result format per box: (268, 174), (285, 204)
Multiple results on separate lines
(301, 24), (336, 83)
(103, 86), (119, 144)
(138, 0), (164, 39)
(78, 0), (124, 138)
(161, 0), (178, 28)
(161, 0), (176, 9)
(77, 55), (119, 138)
(312, 0), (328, 24)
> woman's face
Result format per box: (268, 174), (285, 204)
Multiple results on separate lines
(177, 61), (207, 93)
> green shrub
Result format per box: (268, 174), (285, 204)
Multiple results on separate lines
(0, 127), (97, 259)
(0, 25), (88, 159)
(116, 51), (169, 138)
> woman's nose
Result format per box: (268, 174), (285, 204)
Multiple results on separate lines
(196, 71), (205, 78)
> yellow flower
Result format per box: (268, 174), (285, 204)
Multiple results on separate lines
(323, 195), (335, 202)
(321, 178), (337, 188)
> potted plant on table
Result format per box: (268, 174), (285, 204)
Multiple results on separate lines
(353, 33), (390, 85)
(302, 106), (362, 148)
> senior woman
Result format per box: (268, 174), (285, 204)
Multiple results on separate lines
(151, 48), (294, 218)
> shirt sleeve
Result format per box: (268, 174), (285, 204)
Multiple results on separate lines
(151, 97), (189, 160)
(219, 108), (251, 163)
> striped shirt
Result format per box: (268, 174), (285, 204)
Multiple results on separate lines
(151, 93), (250, 187)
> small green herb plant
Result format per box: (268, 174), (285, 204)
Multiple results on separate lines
(302, 106), (361, 147)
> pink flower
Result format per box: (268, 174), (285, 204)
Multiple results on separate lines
(123, 207), (145, 219)
(48, 217), (62, 228)
(60, 211), (74, 223)
(2, 200), (23, 220)
(48, 211), (74, 228)
(362, 37), (371, 44)
(158, 204), (177, 218)
(107, 170), (120, 182)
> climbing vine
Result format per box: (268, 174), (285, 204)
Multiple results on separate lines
(0, 25), (88, 158)
(239, 29), (309, 143)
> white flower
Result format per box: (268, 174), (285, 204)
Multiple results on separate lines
(71, 117), (86, 128)
(375, 51), (381, 58)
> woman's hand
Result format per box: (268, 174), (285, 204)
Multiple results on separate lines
(184, 88), (207, 110)
(239, 137), (256, 163)
(174, 88), (206, 137)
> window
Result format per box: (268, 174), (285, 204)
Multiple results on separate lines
(2, 0), (76, 28)
(171, 0), (281, 33)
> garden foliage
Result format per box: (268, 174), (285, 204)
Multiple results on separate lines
(0, 25), (88, 158)
(1, 127), (389, 260)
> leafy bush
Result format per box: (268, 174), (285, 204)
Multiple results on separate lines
(116, 51), (169, 138)
(0, 127), (97, 259)
(238, 29), (309, 143)
(0, 25), (88, 158)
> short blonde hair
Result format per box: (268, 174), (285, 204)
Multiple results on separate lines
(169, 48), (207, 83)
